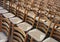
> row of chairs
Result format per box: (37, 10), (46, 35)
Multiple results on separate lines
(0, 0), (59, 33)
(0, 12), (60, 42)
(0, 6), (60, 42)
(2, 0), (60, 12)
(4, 0), (60, 24)
(0, 5), (36, 42)
(0, 0), (60, 42)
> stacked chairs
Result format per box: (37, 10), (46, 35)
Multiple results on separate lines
(43, 23), (60, 42)
(10, 24), (26, 42)
(0, 14), (11, 42)
(25, 14), (52, 42)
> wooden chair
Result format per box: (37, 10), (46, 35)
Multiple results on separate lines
(16, 3), (26, 20)
(17, 9), (37, 32)
(17, 0), (27, 14)
(26, 0), (42, 18)
(8, 0), (12, 12)
(3, 0), (9, 10)
(54, 0), (60, 12)
(0, 14), (11, 42)
(37, 0), (49, 17)
(9, 0), (18, 15)
(0, 0), (10, 13)
(36, 14), (51, 27)
(31, 0), (42, 12)
(0, 0), (3, 6)
(0, 0), (8, 14)
(9, 1), (26, 25)
(18, 0), (25, 7)
(26, 14), (52, 42)
(24, 0), (34, 10)
(3, 0), (6, 8)
(10, 24), (26, 42)
(43, 23), (59, 42)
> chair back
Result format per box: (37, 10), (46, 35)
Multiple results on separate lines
(36, 14), (52, 34)
(50, 23), (60, 41)
(10, 24), (26, 42)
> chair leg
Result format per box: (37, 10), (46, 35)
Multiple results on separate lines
(0, 15), (2, 32)
(24, 34), (28, 42)
(30, 38), (33, 42)
(0, 20), (2, 32)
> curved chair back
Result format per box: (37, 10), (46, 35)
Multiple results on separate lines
(36, 14), (52, 34)
(50, 23), (60, 41)
(10, 24), (26, 42)
(0, 14), (11, 42)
